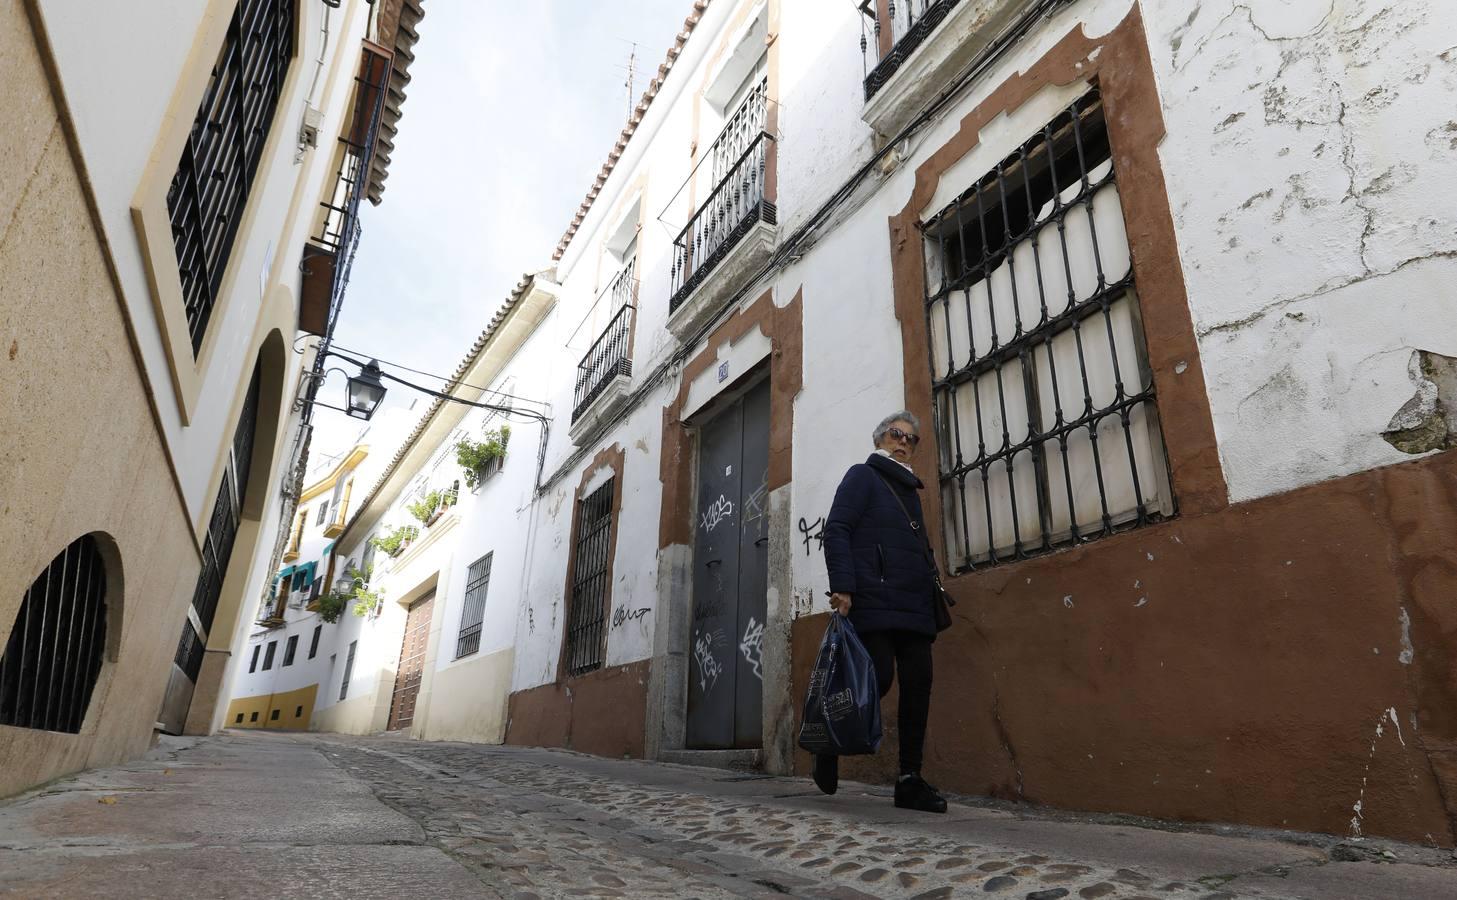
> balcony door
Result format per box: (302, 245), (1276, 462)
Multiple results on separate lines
(686, 378), (770, 749)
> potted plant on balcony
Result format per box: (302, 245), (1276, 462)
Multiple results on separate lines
(407, 490), (443, 527)
(456, 426), (511, 491)
(370, 525), (418, 558)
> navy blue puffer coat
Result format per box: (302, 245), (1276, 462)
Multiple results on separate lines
(823, 453), (938, 636)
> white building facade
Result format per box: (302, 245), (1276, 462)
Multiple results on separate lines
(1, 0), (426, 794)
(288, 0), (1457, 846)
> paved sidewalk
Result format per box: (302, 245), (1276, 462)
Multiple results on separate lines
(1, 732), (1454, 899)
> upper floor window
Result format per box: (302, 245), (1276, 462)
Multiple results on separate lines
(860, 0), (960, 100)
(166, 0), (296, 355)
(923, 88), (1173, 573)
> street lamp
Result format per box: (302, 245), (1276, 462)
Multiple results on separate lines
(345, 359), (387, 420)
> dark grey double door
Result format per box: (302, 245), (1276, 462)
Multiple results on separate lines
(687, 379), (771, 750)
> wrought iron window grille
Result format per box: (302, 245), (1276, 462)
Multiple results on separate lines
(262, 640), (277, 671)
(573, 260), (638, 423)
(669, 79), (776, 313)
(564, 480), (614, 677)
(922, 88), (1174, 574)
(166, 0), (296, 355)
(282, 634), (298, 667)
(0, 536), (109, 734)
(454, 553), (493, 659)
(858, 0), (962, 101)
(339, 640), (356, 700)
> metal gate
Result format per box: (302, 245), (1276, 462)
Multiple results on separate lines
(687, 379), (770, 749)
(387, 591), (434, 731)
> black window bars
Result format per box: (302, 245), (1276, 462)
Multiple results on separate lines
(167, 0), (296, 355)
(922, 88), (1174, 574)
(564, 480), (614, 677)
(669, 79), (776, 312)
(0, 536), (109, 734)
(339, 640), (356, 700)
(573, 259), (637, 422)
(858, 0), (961, 100)
(173, 356), (264, 683)
(455, 553), (494, 659)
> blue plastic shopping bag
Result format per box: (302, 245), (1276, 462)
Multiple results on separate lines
(796, 613), (882, 756)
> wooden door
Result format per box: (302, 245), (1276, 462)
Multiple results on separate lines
(387, 592), (434, 731)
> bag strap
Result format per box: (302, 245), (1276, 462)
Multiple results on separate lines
(871, 470), (937, 570)
(872, 470), (956, 608)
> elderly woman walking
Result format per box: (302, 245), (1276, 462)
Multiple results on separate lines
(816, 410), (947, 813)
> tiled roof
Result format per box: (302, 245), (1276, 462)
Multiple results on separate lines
(369, 0), (427, 204)
(551, 0), (713, 260)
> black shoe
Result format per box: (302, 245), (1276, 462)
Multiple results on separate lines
(813, 754), (839, 795)
(894, 773), (947, 813)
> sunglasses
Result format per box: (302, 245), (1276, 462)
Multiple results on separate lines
(886, 426), (920, 446)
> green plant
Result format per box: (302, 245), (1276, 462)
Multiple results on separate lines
(316, 590), (349, 624)
(316, 564), (380, 622)
(407, 490), (442, 524)
(455, 426), (511, 489)
(369, 525), (418, 557)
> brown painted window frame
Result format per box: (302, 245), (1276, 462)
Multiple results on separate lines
(556, 447), (626, 682)
(886, 7), (1228, 588)
(919, 86), (1176, 573)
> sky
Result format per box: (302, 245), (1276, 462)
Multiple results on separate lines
(311, 0), (692, 461)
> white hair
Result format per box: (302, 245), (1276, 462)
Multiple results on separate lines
(872, 411), (921, 446)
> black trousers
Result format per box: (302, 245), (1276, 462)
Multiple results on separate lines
(859, 629), (934, 776)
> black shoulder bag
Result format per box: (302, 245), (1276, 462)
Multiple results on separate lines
(872, 472), (956, 632)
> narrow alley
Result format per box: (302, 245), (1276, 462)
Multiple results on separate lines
(2, 731), (1455, 899)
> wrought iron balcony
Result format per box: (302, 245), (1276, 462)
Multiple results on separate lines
(669, 79), (776, 314)
(573, 264), (637, 423)
(859, 0), (962, 100)
(298, 44), (392, 337)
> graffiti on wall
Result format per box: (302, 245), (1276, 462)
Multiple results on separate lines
(701, 495), (734, 533)
(798, 517), (825, 556)
(693, 627), (725, 694)
(739, 616), (764, 680)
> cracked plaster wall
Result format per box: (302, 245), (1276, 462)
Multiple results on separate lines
(1149, 0), (1457, 502)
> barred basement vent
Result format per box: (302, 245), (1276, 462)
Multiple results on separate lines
(0, 535), (110, 733)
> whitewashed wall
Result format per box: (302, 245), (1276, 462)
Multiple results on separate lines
(33, 0), (376, 518)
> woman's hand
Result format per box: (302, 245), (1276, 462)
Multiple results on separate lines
(829, 592), (853, 614)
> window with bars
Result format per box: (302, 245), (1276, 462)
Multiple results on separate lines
(282, 634), (298, 667)
(308, 624), (322, 660)
(0, 536), (110, 734)
(262, 640), (277, 671)
(179, 359), (262, 679)
(315, 504), (327, 526)
(339, 640), (357, 700)
(922, 89), (1174, 573)
(455, 553), (493, 659)
(166, 0), (296, 355)
(249, 644), (260, 673)
(563, 480), (614, 677)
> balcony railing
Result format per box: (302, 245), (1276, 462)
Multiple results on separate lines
(859, 0), (962, 100)
(669, 79), (775, 313)
(573, 267), (637, 423)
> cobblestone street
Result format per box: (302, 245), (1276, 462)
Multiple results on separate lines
(2, 731), (1455, 899)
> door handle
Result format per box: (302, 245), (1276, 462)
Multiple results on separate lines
(705, 559), (723, 568)
(754, 537), (769, 548)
